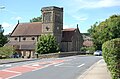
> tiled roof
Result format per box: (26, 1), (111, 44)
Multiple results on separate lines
(62, 28), (76, 31)
(6, 41), (35, 50)
(62, 28), (76, 42)
(11, 22), (42, 36)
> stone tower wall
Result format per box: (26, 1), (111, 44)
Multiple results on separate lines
(41, 6), (63, 46)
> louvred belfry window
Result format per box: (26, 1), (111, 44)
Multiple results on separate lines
(46, 26), (50, 31)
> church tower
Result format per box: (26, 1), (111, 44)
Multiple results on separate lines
(41, 6), (63, 45)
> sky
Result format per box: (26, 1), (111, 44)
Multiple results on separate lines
(0, 0), (120, 35)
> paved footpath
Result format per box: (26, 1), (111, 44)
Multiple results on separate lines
(78, 59), (112, 79)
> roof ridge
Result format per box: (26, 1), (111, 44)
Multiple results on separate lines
(63, 28), (76, 29)
(63, 28), (77, 31)
(19, 22), (42, 24)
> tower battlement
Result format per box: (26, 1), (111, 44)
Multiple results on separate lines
(41, 6), (63, 12)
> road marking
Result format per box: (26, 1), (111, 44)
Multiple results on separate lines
(54, 63), (64, 66)
(0, 65), (4, 67)
(32, 64), (39, 66)
(5, 73), (21, 79)
(6, 64), (12, 67)
(32, 62), (60, 71)
(0, 59), (65, 79)
(0, 70), (20, 79)
(77, 63), (85, 68)
(0, 64), (12, 67)
(56, 65), (75, 67)
(55, 63), (85, 68)
(22, 65), (37, 69)
(77, 59), (103, 79)
(2, 69), (21, 73)
(73, 57), (76, 59)
(65, 59), (73, 61)
(56, 58), (61, 59)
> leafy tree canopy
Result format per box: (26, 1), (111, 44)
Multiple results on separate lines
(0, 25), (7, 47)
(30, 16), (42, 22)
(0, 46), (15, 58)
(88, 14), (120, 50)
(36, 34), (59, 54)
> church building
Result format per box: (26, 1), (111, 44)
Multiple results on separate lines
(6, 6), (83, 58)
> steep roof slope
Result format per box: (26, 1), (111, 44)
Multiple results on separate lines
(11, 22), (42, 36)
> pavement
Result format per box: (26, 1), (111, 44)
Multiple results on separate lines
(0, 57), (112, 79)
(78, 59), (112, 79)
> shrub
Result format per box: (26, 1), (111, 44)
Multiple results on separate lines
(36, 34), (59, 54)
(80, 46), (95, 53)
(0, 46), (15, 59)
(80, 47), (87, 51)
(86, 46), (95, 53)
(102, 38), (120, 79)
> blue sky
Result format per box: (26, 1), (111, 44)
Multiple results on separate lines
(0, 0), (120, 35)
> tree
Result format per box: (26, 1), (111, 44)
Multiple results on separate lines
(0, 46), (15, 58)
(36, 34), (59, 54)
(88, 14), (120, 50)
(30, 16), (42, 22)
(0, 25), (7, 47)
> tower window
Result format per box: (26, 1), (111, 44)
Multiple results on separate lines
(46, 26), (50, 31)
(23, 37), (26, 40)
(55, 13), (61, 23)
(43, 12), (51, 22)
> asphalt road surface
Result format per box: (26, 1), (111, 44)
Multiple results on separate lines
(0, 55), (102, 79)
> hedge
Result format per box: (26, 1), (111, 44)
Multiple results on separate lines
(102, 38), (120, 79)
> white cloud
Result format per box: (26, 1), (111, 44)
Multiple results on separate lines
(72, 15), (88, 21)
(2, 22), (12, 28)
(11, 16), (22, 20)
(2, 9), (16, 14)
(1, 22), (16, 35)
(63, 24), (69, 29)
(97, 0), (120, 8)
(80, 0), (120, 9)
(63, 23), (79, 29)
(15, 16), (22, 20)
(64, 0), (120, 12)
(63, 0), (120, 23)
(4, 31), (11, 35)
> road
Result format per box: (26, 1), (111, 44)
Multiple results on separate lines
(0, 56), (102, 79)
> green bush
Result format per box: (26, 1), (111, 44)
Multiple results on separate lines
(80, 47), (87, 51)
(36, 34), (59, 54)
(80, 46), (95, 53)
(86, 46), (95, 53)
(0, 46), (15, 59)
(102, 38), (120, 79)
